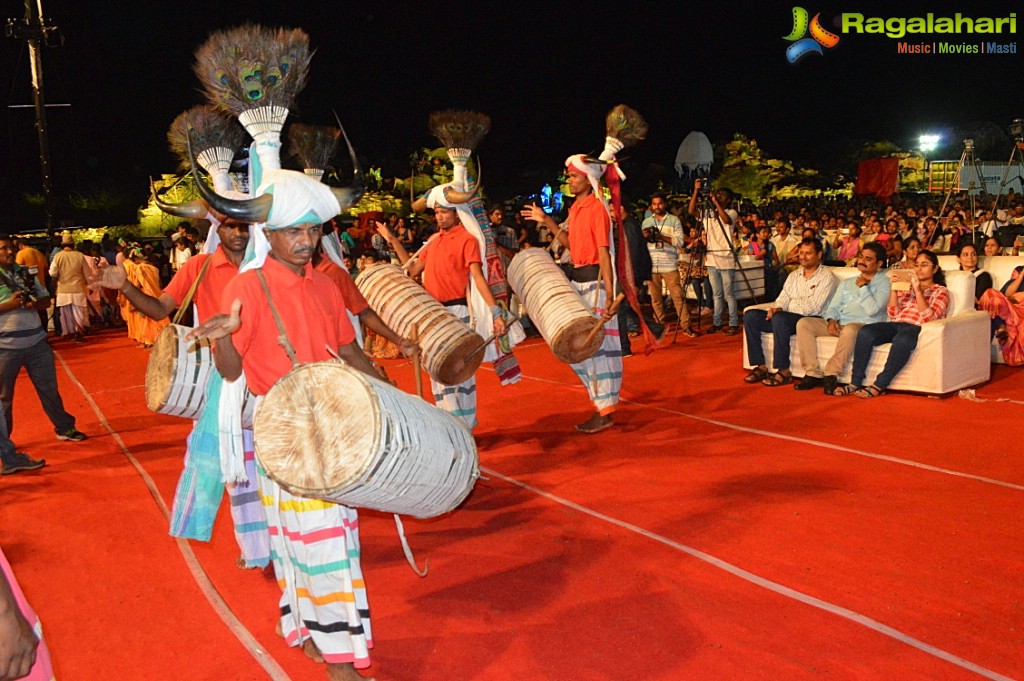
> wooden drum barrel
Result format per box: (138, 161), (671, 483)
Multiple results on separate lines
(253, 360), (479, 518)
(506, 249), (603, 363)
(355, 264), (483, 385)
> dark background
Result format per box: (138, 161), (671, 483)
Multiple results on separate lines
(0, 0), (1021, 228)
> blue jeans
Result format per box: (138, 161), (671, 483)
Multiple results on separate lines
(851, 322), (921, 389)
(689, 277), (713, 310)
(707, 266), (738, 327)
(743, 309), (804, 371)
(0, 339), (76, 437)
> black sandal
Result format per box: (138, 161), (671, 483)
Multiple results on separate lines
(743, 367), (769, 384)
(833, 384), (858, 396)
(761, 371), (792, 387)
(855, 385), (885, 399)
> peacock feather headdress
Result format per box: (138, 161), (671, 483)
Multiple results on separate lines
(193, 25), (312, 143)
(287, 123), (341, 182)
(167, 105), (246, 175)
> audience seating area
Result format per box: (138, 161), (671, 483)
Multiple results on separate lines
(738, 258), (1024, 394)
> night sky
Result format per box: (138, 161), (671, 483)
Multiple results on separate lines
(0, 0), (1021, 228)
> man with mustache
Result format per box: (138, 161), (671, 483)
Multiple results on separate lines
(189, 167), (387, 681)
(793, 241), (890, 394)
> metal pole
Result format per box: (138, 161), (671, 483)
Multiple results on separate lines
(25, 0), (56, 235)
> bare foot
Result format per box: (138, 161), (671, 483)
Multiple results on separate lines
(303, 638), (325, 664)
(275, 621), (283, 638)
(575, 412), (613, 434)
(326, 662), (375, 681)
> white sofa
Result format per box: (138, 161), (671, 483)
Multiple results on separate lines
(741, 267), (991, 394)
(937, 255), (1024, 364)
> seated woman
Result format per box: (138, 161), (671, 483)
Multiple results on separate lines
(977, 263), (1024, 365)
(832, 221), (863, 264)
(835, 250), (951, 398)
(955, 242), (993, 302)
(983, 236), (1003, 257)
(893, 236), (921, 269)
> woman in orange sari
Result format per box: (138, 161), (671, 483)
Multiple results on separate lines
(124, 244), (169, 347)
(978, 265), (1024, 366)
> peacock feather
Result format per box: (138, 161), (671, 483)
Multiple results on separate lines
(428, 110), (491, 152)
(287, 123), (341, 180)
(604, 104), (648, 149)
(167, 105), (246, 173)
(193, 25), (312, 142)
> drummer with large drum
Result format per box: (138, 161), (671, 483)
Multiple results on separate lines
(94, 215), (273, 569)
(521, 154), (623, 435)
(378, 187), (506, 431)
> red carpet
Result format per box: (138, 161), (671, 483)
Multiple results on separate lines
(1, 328), (1021, 680)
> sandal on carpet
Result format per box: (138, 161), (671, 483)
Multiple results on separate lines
(761, 371), (792, 387)
(854, 385), (885, 399)
(743, 367), (769, 383)
(832, 384), (858, 396)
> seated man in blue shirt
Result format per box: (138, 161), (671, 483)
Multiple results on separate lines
(793, 241), (891, 394)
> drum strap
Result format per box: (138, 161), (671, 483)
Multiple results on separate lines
(172, 256), (214, 325)
(255, 269), (300, 368)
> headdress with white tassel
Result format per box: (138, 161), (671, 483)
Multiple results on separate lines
(194, 25), (311, 174)
(419, 110), (526, 366)
(287, 123), (341, 182)
(163, 105), (249, 254)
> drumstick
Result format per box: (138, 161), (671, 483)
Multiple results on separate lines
(581, 293), (626, 349)
(401, 233), (439, 272)
(411, 323), (424, 400)
(460, 311), (520, 360)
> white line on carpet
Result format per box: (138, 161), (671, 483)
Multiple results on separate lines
(481, 465), (1014, 681)
(55, 350), (292, 681)
(518, 373), (1024, 492)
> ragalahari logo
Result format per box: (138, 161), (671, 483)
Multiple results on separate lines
(784, 7), (841, 62)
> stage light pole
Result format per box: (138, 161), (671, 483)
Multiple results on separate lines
(5, 0), (60, 235)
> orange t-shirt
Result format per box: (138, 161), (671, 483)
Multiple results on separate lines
(221, 256), (355, 395)
(568, 194), (610, 266)
(162, 247), (240, 324)
(15, 247), (48, 287)
(419, 225), (481, 302)
(315, 259), (369, 316)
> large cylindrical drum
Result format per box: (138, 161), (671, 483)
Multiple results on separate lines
(506, 249), (603, 363)
(253, 360), (479, 519)
(145, 323), (256, 426)
(356, 264), (482, 385)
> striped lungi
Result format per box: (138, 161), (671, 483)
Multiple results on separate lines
(170, 419), (270, 568)
(429, 304), (477, 430)
(257, 461), (373, 668)
(569, 280), (622, 414)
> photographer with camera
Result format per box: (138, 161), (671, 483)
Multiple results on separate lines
(0, 236), (87, 470)
(690, 180), (740, 334)
(642, 192), (686, 328)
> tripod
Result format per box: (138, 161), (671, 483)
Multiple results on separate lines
(698, 192), (759, 319)
(990, 139), (1024, 216)
(936, 139), (987, 247)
